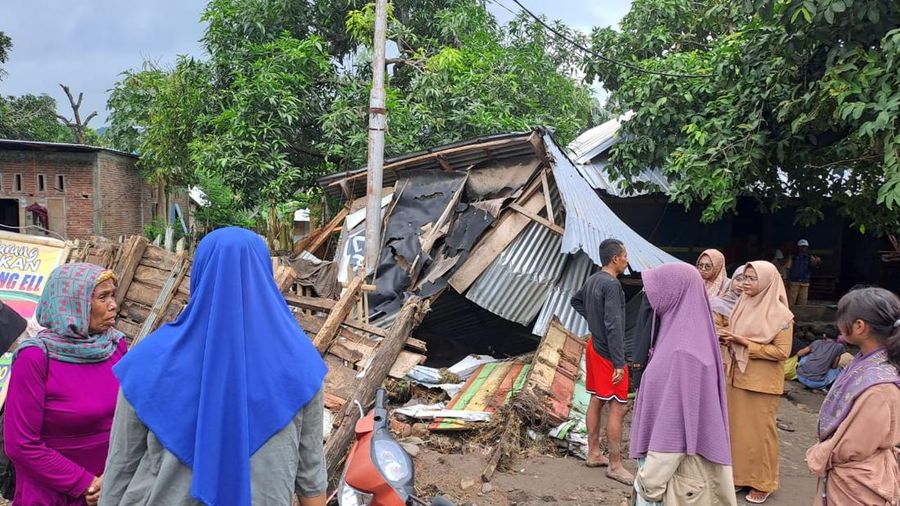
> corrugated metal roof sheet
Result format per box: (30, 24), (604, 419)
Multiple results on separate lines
(532, 252), (592, 337)
(465, 221), (568, 325)
(566, 113), (670, 197)
(318, 131), (538, 200)
(575, 160), (671, 198)
(567, 118), (625, 165)
(0, 138), (138, 159)
(547, 135), (682, 271)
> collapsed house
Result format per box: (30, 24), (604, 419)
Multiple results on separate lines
(41, 125), (680, 481)
(310, 126), (679, 364)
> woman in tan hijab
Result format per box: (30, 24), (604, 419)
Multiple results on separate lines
(719, 261), (793, 504)
(696, 249), (728, 300)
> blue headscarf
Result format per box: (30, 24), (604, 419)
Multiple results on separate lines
(113, 227), (327, 506)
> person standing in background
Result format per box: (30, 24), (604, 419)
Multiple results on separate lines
(720, 261), (794, 504)
(571, 238), (634, 485)
(786, 239), (821, 306)
(712, 266), (746, 366)
(696, 249), (729, 302)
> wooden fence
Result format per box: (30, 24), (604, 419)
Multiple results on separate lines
(66, 235), (425, 417)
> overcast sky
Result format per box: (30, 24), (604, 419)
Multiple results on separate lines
(0, 0), (632, 126)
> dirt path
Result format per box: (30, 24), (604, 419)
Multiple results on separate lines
(413, 382), (826, 505)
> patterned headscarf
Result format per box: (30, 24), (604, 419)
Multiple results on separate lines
(15, 263), (123, 363)
(697, 249), (728, 300)
(818, 348), (900, 441)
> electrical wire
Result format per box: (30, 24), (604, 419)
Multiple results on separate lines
(503, 0), (712, 79)
(0, 223), (67, 241)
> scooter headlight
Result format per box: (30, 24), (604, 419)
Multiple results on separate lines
(338, 479), (374, 506)
(372, 438), (413, 483)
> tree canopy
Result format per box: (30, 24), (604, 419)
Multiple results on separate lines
(0, 31), (11, 79)
(589, 0), (900, 235)
(106, 0), (598, 220)
(0, 94), (74, 142)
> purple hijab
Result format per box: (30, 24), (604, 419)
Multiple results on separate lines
(630, 263), (732, 465)
(818, 347), (899, 441)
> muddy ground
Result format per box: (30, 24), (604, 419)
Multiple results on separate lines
(409, 381), (826, 506)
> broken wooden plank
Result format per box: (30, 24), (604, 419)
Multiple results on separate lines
(114, 236), (148, 307)
(541, 169), (556, 225)
(312, 274), (366, 354)
(324, 296), (428, 482)
(342, 317), (387, 338)
(449, 190), (546, 293)
(274, 264), (296, 292)
(139, 245), (179, 270)
(509, 202), (564, 236)
(388, 351), (426, 379)
(285, 294), (337, 313)
(134, 253), (189, 344)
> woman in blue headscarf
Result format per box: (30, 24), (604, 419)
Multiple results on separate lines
(100, 228), (328, 506)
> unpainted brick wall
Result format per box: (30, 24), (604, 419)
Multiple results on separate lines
(96, 152), (152, 239)
(0, 150), (96, 239)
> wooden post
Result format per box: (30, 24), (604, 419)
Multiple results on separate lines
(312, 275), (366, 354)
(133, 253), (189, 345)
(325, 296), (427, 482)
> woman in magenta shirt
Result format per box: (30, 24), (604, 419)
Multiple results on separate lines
(4, 263), (127, 506)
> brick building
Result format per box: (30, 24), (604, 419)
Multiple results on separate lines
(0, 139), (160, 240)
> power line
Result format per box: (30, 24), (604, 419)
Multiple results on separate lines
(504, 0), (712, 79)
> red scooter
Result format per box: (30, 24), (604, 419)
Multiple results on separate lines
(336, 389), (455, 506)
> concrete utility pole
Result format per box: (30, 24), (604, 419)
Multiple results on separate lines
(364, 0), (389, 275)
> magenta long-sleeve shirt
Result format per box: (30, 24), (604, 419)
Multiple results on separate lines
(4, 339), (127, 505)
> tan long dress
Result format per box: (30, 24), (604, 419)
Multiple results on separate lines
(806, 383), (900, 505)
(726, 324), (792, 493)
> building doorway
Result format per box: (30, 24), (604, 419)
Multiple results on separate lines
(0, 199), (19, 233)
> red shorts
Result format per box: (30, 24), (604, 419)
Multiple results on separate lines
(585, 338), (629, 403)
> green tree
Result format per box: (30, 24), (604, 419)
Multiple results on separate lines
(107, 0), (597, 234)
(0, 31), (11, 80)
(190, 35), (333, 207)
(589, 0), (900, 235)
(0, 94), (73, 142)
(321, 3), (597, 167)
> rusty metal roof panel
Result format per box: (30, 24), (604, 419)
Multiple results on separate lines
(319, 131), (539, 200)
(465, 221), (568, 325)
(547, 135), (682, 271)
(532, 252), (593, 337)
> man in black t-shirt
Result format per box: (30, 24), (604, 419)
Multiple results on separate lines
(571, 238), (634, 485)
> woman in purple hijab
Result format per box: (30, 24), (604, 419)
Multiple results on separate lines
(629, 263), (737, 505)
